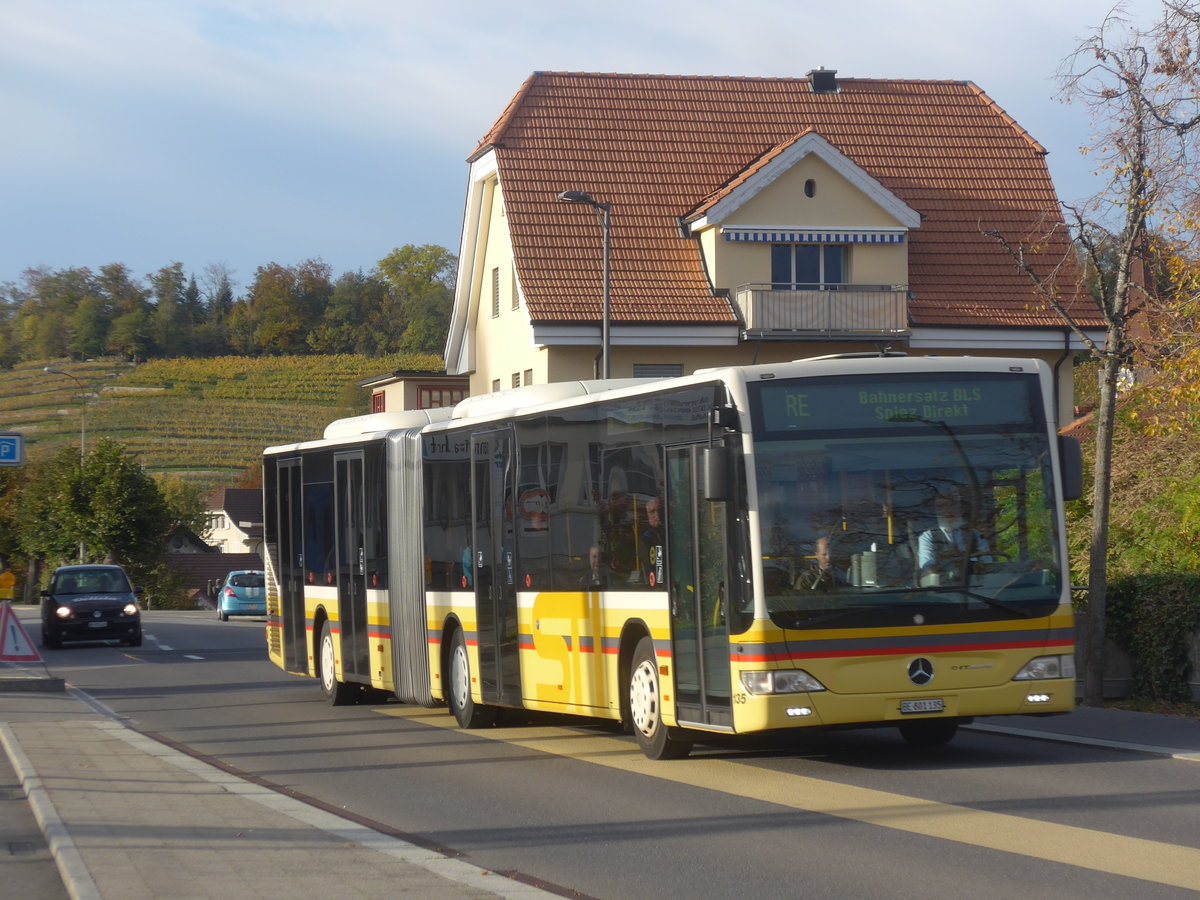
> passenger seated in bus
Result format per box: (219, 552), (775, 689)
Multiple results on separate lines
(579, 545), (609, 588)
(918, 491), (989, 583)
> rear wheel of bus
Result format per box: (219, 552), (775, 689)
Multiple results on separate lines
(448, 627), (497, 728)
(318, 619), (356, 705)
(629, 636), (692, 760)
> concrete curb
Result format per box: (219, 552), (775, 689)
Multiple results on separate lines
(0, 722), (100, 900)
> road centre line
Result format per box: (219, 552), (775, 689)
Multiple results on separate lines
(378, 707), (1200, 890)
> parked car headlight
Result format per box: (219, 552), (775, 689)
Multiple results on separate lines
(54, 605), (74, 620)
(1013, 654), (1075, 680)
(122, 603), (139, 616)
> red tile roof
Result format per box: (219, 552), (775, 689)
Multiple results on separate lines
(473, 72), (1102, 330)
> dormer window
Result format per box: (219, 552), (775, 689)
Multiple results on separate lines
(771, 243), (846, 289)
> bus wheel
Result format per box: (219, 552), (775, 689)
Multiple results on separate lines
(448, 629), (496, 728)
(629, 636), (692, 760)
(898, 719), (959, 747)
(319, 620), (355, 706)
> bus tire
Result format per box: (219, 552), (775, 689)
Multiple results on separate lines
(898, 719), (959, 747)
(448, 628), (496, 728)
(318, 619), (356, 706)
(629, 636), (692, 760)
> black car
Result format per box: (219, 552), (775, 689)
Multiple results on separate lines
(41, 564), (143, 648)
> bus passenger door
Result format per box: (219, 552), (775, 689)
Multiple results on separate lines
(665, 445), (733, 728)
(471, 430), (520, 706)
(335, 452), (369, 681)
(276, 458), (307, 673)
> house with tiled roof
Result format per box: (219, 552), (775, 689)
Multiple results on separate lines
(204, 488), (263, 554)
(445, 69), (1106, 423)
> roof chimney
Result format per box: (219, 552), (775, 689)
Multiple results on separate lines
(807, 67), (839, 94)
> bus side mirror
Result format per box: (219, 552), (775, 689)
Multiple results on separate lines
(1058, 435), (1083, 501)
(704, 445), (728, 502)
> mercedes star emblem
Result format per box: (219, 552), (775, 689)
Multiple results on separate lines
(908, 657), (934, 685)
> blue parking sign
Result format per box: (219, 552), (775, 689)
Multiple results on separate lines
(0, 432), (24, 467)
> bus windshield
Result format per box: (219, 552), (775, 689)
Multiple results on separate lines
(749, 371), (1063, 629)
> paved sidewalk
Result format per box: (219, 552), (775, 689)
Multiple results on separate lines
(0, 689), (555, 900)
(5, 660), (1200, 899)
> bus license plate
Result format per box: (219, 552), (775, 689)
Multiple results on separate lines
(900, 698), (944, 714)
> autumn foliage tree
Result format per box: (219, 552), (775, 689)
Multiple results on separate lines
(1058, 1), (1200, 703)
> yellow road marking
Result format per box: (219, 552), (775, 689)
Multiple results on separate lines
(378, 706), (1200, 889)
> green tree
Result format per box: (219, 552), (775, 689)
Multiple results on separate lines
(376, 244), (456, 354)
(98, 263), (152, 359)
(82, 440), (174, 570)
(70, 295), (110, 359)
(150, 262), (192, 358)
(16, 441), (173, 578)
(157, 475), (210, 541)
(0, 467), (28, 571)
(239, 259), (333, 354)
(307, 270), (389, 354)
(15, 447), (88, 565)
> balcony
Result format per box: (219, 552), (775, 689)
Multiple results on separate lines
(732, 284), (910, 340)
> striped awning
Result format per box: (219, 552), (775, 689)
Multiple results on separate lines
(723, 228), (906, 244)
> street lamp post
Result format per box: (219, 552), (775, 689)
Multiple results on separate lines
(44, 366), (86, 561)
(557, 190), (612, 379)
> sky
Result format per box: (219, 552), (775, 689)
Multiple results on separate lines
(0, 0), (1167, 293)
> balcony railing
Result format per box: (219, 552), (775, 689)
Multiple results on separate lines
(732, 284), (910, 340)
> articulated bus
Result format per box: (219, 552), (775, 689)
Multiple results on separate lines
(263, 354), (1082, 759)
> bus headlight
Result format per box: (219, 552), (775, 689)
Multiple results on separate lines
(740, 669), (826, 695)
(1013, 654), (1075, 681)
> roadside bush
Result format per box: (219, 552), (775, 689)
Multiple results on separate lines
(1106, 575), (1200, 702)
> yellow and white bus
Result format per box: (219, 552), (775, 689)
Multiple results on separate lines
(263, 354), (1081, 759)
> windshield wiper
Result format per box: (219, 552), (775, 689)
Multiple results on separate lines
(910, 584), (1038, 618)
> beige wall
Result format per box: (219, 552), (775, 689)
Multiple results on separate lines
(701, 154), (909, 291)
(469, 181), (547, 395)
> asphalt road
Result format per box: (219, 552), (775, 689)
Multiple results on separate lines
(10, 607), (1200, 898)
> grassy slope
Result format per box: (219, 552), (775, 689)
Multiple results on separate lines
(0, 355), (429, 490)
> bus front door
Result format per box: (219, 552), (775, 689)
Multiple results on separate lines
(471, 430), (521, 707)
(275, 458), (307, 672)
(335, 452), (370, 682)
(666, 445), (733, 729)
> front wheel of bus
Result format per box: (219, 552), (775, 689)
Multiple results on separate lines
(319, 620), (355, 706)
(448, 628), (496, 728)
(629, 636), (692, 760)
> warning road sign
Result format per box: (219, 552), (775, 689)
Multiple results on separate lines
(0, 601), (43, 662)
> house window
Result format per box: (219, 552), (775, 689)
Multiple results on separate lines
(512, 270), (520, 310)
(771, 244), (846, 288)
(491, 267), (500, 317)
(417, 386), (467, 409)
(512, 372), (521, 389)
(492, 379), (501, 392)
(371, 391), (385, 413)
(524, 369), (533, 386)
